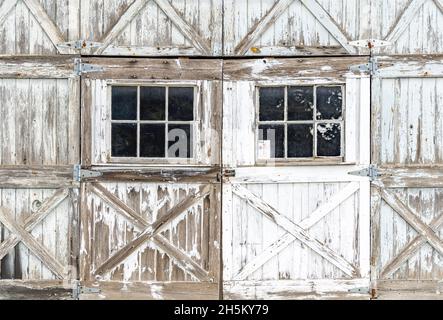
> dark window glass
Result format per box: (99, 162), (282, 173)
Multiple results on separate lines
(259, 87), (285, 121)
(168, 87), (194, 121)
(288, 86), (314, 120)
(140, 124), (165, 158)
(258, 124), (285, 158)
(112, 86), (137, 120)
(140, 87), (165, 120)
(317, 123), (341, 157)
(168, 124), (192, 158)
(287, 124), (314, 158)
(316, 86), (343, 120)
(111, 123), (137, 157)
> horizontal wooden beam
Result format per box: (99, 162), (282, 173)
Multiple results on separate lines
(223, 57), (369, 81)
(376, 55), (443, 78)
(84, 167), (220, 183)
(0, 56), (78, 78)
(375, 167), (443, 188)
(0, 166), (77, 188)
(80, 58), (222, 80)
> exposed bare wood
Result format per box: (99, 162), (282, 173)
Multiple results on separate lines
(21, 0), (71, 54)
(93, 0), (149, 55)
(299, 0), (356, 54)
(0, 208), (66, 279)
(377, 187), (443, 257)
(233, 182), (360, 280)
(380, 212), (443, 278)
(0, 188), (69, 260)
(223, 57), (368, 81)
(93, 185), (211, 277)
(0, 56), (77, 78)
(384, 0), (427, 42)
(0, 0), (18, 26)
(0, 167), (76, 188)
(153, 0), (211, 55)
(234, 0), (293, 55)
(80, 58), (222, 80)
(232, 184), (358, 277)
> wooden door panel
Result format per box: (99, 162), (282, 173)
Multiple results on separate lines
(371, 57), (443, 299)
(80, 182), (220, 299)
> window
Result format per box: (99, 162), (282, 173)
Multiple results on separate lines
(111, 85), (194, 159)
(257, 85), (344, 160)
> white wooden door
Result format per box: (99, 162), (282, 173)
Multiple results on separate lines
(222, 57), (371, 299)
(371, 56), (443, 299)
(0, 57), (81, 299)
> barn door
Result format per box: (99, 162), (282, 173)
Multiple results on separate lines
(0, 57), (81, 299)
(78, 58), (222, 300)
(222, 57), (371, 299)
(371, 56), (443, 299)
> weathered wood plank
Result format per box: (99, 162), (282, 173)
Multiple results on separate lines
(299, 0), (356, 54)
(93, 0), (149, 55)
(377, 187), (443, 257)
(232, 184), (358, 277)
(21, 0), (71, 54)
(223, 57), (369, 81)
(0, 166), (76, 188)
(0, 280), (73, 300)
(0, 188), (69, 261)
(234, 0), (293, 55)
(154, 0), (210, 55)
(384, 0), (428, 43)
(376, 56), (443, 78)
(0, 208), (66, 279)
(79, 281), (217, 300)
(0, 56), (77, 78)
(0, 0), (18, 26)
(375, 167), (443, 188)
(80, 58), (222, 80)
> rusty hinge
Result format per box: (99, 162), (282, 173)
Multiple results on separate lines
(58, 40), (102, 51)
(73, 165), (103, 182)
(74, 58), (104, 75)
(349, 57), (378, 76)
(72, 281), (101, 300)
(217, 169), (236, 182)
(349, 39), (391, 49)
(348, 165), (380, 181)
(348, 287), (370, 294)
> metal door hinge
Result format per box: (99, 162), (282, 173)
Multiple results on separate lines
(72, 282), (101, 300)
(217, 169), (236, 181)
(350, 57), (378, 75)
(58, 40), (102, 51)
(348, 165), (380, 181)
(73, 165), (103, 182)
(74, 58), (104, 75)
(348, 287), (369, 294)
(349, 39), (391, 49)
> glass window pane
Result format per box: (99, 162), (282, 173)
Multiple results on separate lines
(140, 87), (165, 120)
(111, 123), (137, 157)
(287, 124), (313, 158)
(288, 86), (314, 120)
(168, 87), (194, 121)
(259, 87), (285, 121)
(168, 124), (192, 158)
(140, 124), (165, 158)
(112, 86), (137, 120)
(316, 86), (343, 120)
(317, 123), (341, 157)
(258, 124), (285, 158)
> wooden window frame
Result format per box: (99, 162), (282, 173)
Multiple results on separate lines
(105, 80), (201, 166)
(255, 82), (346, 165)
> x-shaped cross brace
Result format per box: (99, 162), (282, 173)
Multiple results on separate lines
(88, 183), (213, 282)
(0, 188), (70, 279)
(232, 184), (360, 279)
(375, 187), (443, 278)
